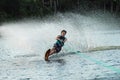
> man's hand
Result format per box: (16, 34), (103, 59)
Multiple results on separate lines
(56, 35), (61, 40)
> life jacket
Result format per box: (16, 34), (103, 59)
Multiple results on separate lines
(56, 35), (66, 47)
(59, 35), (66, 42)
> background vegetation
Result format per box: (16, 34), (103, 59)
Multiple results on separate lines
(0, 0), (120, 22)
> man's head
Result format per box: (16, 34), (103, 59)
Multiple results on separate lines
(61, 30), (67, 36)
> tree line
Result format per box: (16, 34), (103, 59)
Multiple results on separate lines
(0, 0), (120, 22)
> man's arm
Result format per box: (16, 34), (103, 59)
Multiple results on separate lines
(56, 35), (67, 43)
(56, 35), (61, 41)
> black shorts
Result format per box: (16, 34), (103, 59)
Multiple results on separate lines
(53, 43), (62, 53)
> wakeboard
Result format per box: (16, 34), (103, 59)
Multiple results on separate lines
(45, 49), (51, 61)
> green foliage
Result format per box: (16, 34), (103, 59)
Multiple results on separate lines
(0, 0), (120, 22)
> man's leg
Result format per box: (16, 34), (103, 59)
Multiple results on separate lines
(45, 47), (56, 61)
(49, 47), (56, 56)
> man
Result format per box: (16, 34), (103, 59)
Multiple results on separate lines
(45, 30), (67, 61)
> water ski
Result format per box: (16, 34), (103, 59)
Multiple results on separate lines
(45, 49), (51, 61)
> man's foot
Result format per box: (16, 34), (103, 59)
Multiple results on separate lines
(45, 49), (51, 61)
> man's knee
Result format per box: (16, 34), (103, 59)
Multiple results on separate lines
(50, 48), (56, 54)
